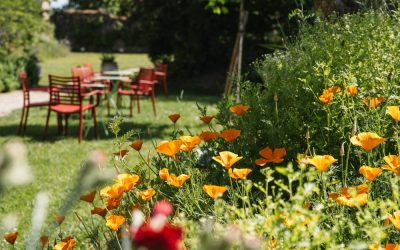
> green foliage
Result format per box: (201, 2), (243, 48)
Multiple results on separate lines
(219, 10), (400, 172)
(0, 0), (49, 90)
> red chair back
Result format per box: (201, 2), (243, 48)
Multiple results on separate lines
(83, 64), (95, 77)
(72, 66), (91, 83)
(48, 75), (82, 106)
(137, 68), (156, 92)
(155, 64), (167, 74)
(19, 72), (28, 92)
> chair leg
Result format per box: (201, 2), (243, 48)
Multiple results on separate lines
(23, 108), (29, 132)
(64, 114), (69, 136)
(18, 107), (26, 135)
(137, 96), (141, 113)
(79, 112), (83, 144)
(44, 109), (51, 140)
(130, 95), (133, 117)
(92, 108), (98, 139)
(151, 93), (156, 116)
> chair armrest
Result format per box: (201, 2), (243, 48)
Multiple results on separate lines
(139, 80), (157, 85)
(81, 90), (103, 97)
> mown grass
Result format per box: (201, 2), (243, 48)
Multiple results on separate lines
(0, 52), (219, 249)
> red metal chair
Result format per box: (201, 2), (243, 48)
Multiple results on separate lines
(44, 75), (101, 143)
(72, 65), (111, 115)
(117, 67), (157, 116)
(18, 72), (50, 135)
(155, 64), (168, 96)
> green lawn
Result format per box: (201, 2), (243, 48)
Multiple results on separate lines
(0, 52), (219, 249)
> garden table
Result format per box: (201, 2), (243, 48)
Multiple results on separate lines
(102, 68), (140, 76)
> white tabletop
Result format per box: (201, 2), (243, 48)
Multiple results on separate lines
(91, 76), (131, 82)
(102, 68), (140, 76)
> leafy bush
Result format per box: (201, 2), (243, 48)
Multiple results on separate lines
(217, 10), (400, 174)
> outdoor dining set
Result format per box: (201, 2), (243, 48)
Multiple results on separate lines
(17, 64), (168, 143)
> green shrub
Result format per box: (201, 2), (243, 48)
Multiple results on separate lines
(218, 10), (400, 177)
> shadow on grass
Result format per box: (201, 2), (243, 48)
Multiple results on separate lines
(0, 93), (219, 143)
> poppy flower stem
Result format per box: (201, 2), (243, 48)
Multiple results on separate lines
(138, 151), (157, 176)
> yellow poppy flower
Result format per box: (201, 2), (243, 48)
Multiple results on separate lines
(306, 155), (337, 172)
(159, 168), (170, 180)
(179, 135), (201, 152)
(363, 97), (384, 108)
(115, 174), (140, 192)
(359, 166), (382, 181)
(203, 185), (228, 199)
(212, 151), (243, 170)
(199, 131), (219, 142)
(54, 214), (65, 225)
(387, 211), (400, 232)
(139, 188), (156, 201)
(100, 184), (124, 200)
(54, 236), (76, 250)
(329, 184), (368, 207)
(156, 140), (182, 157)
(370, 243), (398, 250)
(346, 85), (357, 96)
(382, 155), (400, 175)
(229, 104), (250, 116)
(106, 215), (126, 231)
(220, 129), (241, 142)
(40, 235), (48, 248)
(255, 147), (286, 166)
(167, 174), (191, 188)
(103, 197), (121, 210)
(228, 168), (252, 180)
(387, 106), (400, 122)
(350, 132), (384, 152)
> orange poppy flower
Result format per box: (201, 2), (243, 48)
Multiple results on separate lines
(350, 132), (384, 152)
(359, 166), (382, 181)
(4, 232), (18, 245)
(203, 185), (228, 199)
(54, 214), (65, 225)
(199, 131), (219, 142)
(115, 174), (140, 192)
(319, 90), (333, 105)
(228, 168), (252, 180)
(159, 168), (169, 180)
(387, 211), (400, 232)
(80, 190), (96, 203)
(103, 198), (121, 210)
(54, 236), (76, 250)
(168, 114), (180, 123)
(212, 151), (243, 170)
(329, 184), (368, 207)
(326, 86), (341, 93)
(113, 149), (129, 158)
(130, 140), (144, 151)
(346, 85), (357, 96)
(363, 97), (384, 108)
(387, 106), (400, 122)
(305, 155), (337, 172)
(220, 129), (241, 142)
(106, 214), (126, 231)
(179, 135), (201, 152)
(167, 174), (191, 188)
(200, 115), (215, 124)
(100, 184), (124, 200)
(40, 235), (48, 248)
(229, 104), (250, 116)
(91, 207), (108, 217)
(156, 140), (182, 157)
(370, 243), (398, 250)
(139, 188), (156, 201)
(255, 147), (286, 166)
(382, 155), (400, 174)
